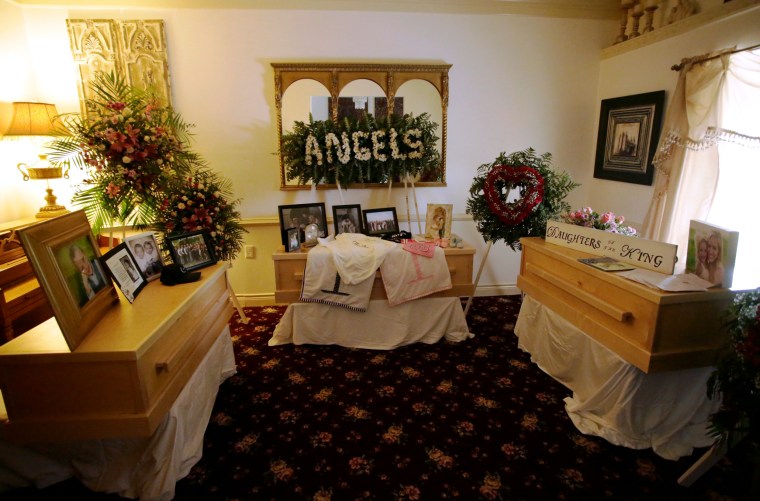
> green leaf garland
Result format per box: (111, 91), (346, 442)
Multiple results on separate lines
(281, 112), (441, 186)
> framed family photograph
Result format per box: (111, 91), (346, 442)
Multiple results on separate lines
(124, 231), (163, 281)
(593, 90), (665, 186)
(363, 207), (399, 237)
(284, 227), (301, 252)
(332, 204), (363, 235)
(101, 242), (147, 303)
(685, 219), (739, 289)
(424, 203), (453, 240)
(166, 230), (217, 272)
(18, 210), (119, 350)
(277, 203), (327, 244)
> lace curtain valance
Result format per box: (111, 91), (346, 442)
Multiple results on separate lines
(642, 47), (760, 248)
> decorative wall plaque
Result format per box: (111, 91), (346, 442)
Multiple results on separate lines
(67, 19), (172, 118)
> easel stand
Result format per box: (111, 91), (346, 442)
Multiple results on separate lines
(464, 240), (493, 317)
(225, 267), (249, 324)
(678, 433), (745, 487)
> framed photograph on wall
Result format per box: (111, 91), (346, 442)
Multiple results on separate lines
(18, 210), (119, 350)
(424, 203), (453, 240)
(277, 203), (327, 244)
(166, 230), (217, 272)
(332, 204), (363, 235)
(363, 207), (399, 237)
(100, 242), (147, 303)
(685, 219), (739, 288)
(124, 232), (164, 281)
(593, 90), (665, 185)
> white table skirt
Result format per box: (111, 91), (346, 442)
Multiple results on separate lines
(270, 297), (472, 349)
(514, 294), (720, 460)
(0, 325), (237, 501)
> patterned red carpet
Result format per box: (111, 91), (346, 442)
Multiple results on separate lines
(1, 296), (753, 500)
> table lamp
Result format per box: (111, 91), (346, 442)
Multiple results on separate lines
(3, 101), (71, 218)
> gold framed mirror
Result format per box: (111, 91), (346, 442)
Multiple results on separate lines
(273, 62), (451, 190)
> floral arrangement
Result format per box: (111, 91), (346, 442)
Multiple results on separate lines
(561, 207), (638, 236)
(154, 171), (245, 262)
(707, 289), (760, 448)
(48, 71), (204, 233)
(466, 148), (578, 250)
(483, 165), (544, 226)
(281, 112), (441, 186)
(48, 71), (246, 261)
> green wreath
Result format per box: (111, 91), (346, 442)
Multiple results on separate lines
(466, 148), (579, 250)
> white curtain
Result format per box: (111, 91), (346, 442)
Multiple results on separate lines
(642, 48), (760, 277)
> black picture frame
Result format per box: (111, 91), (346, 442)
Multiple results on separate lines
(284, 227), (301, 252)
(124, 231), (164, 282)
(362, 207), (399, 237)
(100, 242), (147, 304)
(593, 90), (665, 186)
(277, 203), (327, 244)
(332, 204), (363, 235)
(165, 230), (217, 272)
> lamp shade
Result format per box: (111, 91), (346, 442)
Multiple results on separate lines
(3, 102), (67, 137)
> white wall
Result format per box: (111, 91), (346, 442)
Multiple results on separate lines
(1, 3), (616, 299)
(589, 5), (760, 231)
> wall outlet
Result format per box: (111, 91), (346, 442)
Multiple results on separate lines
(244, 245), (256, 259)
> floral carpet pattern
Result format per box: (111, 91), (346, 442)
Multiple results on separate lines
(173, 296), (750, 501)
(2, 296), (753, 500)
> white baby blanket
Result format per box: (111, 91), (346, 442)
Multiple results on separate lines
(301, 236), (452, 311)
(380, 244), (452, 306)
(299, 245), (375, 311)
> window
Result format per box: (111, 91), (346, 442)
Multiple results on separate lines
(707, 141), (760, 289)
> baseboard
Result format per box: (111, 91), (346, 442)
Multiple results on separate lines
(236, 293), (278, 307)
(473, 284), (521, 297)
(234, 284), (520, 307)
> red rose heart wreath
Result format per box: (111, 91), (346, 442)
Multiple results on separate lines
(466, 148), (578, 250)
(483, 165), (544, 226)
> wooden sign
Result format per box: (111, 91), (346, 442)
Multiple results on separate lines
(544, 221), (677, 274)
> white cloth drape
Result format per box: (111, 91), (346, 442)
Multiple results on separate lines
(514, 295), (719, 460)
(642, 48), (760, 271)
(0, 327), (237, 501)
(270, 297), (471, 349)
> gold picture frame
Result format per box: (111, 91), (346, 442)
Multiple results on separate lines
(18, 210), (119, 350)
(424, 203), (453, 240)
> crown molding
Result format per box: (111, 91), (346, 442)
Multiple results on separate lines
(601, 0), (760, 59)
(8, 0), (620, 20)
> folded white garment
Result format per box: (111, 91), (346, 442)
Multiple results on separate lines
(322, 233), (396, 285)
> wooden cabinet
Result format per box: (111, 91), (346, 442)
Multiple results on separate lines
(0, 262), (233, 443)
(272, 244), (475, 304)
(517, 237), (735, 373)
(0, 219), (53, 342)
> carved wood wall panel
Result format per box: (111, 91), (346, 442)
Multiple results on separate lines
(66, 19), (173, 118)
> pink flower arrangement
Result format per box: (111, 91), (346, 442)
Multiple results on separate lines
(48, 71), (204, 232)
(561, 207), (637, 236)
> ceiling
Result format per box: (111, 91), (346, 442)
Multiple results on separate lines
(10, 0), (621, 20)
